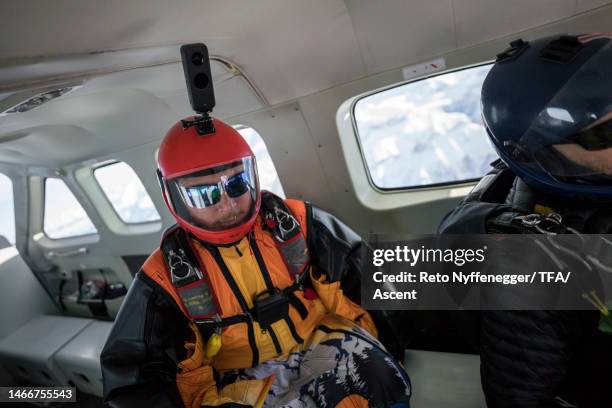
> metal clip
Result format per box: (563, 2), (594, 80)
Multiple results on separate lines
(275, 207), (298, 240)
(516, 213), (543, 227)
(515, 212), (573, 235)
(213, 313), (223, 335)
(168, 249), (196, 279)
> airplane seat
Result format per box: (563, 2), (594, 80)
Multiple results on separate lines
(0, 315), (111, 398)
(0, 234), (111, 398)
(0, 236), (56, 341)
(0, 316), (91, 387)
(53, 320), (112, 397)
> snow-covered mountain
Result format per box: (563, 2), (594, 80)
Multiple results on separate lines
(354, 64), (498, 189)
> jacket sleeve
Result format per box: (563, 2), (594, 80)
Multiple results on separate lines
(306, 203), (377, 336)
(101, 272), (191, 408)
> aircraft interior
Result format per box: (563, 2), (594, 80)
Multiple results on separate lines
(1, 1), (612, 407)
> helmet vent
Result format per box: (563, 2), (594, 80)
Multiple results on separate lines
(539, 35), (584, 63)
(496, 39), (529, 63)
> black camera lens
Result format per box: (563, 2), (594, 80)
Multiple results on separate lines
(194, 73), (209, 89)
(192, 52), (205, 66)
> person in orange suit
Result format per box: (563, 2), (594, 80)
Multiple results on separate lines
(101, 116), (411, 408)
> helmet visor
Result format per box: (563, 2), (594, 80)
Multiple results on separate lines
(166, 156), (259, 231)
(513, 36), (612, 185)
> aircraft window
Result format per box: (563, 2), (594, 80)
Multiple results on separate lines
(93, 161), (161, 224)
(236, 126), (286, 198)
(0, 173), (15, 244)
(44, 178), (98, 239)
(353, 64), (498, 190)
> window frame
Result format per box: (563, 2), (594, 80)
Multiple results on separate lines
(0, 171), (16, 245)
(350, 61), (495, 193)
(92, 160), (161, 225)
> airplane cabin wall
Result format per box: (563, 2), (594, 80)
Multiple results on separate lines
(228, 4), (612, 235)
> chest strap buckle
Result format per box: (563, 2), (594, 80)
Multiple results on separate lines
(252, 288), (290, 329)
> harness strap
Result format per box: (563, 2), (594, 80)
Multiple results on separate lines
(160, 194), (310, 333)
(260, 192), (310, 276)
(160, 226), (219, 320)
(465, 159), (516, 204)
(260, 192), (301, 242)
(194, 280), (307, 329)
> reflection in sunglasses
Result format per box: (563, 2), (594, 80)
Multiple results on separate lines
(179, 172), (250, 209)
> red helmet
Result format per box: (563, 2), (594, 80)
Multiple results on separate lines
(157, 117), (261, 244)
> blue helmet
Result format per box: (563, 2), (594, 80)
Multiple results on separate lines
(482, 33), (612, 198)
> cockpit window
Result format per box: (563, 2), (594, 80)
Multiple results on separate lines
(44, 178), (97, 239)
(0, 173), (15, 244)
(353, 63), (497, 190)
(94, 161), (161, 224)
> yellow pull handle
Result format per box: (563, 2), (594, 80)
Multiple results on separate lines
(205, 332), (222, 359)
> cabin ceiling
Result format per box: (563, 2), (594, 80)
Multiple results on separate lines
(0, 0), (611, 166)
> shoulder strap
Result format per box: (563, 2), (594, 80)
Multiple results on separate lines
(468, 160), (517, 204)
(160, 225), (219, 321)
(260, 191), (302, 241)
(438, 162), (517, 233)
(260, 191), (310, 278)
(161, 224), (204, 286)
(284, 199), (308, 236)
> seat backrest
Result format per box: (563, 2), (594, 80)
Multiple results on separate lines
(0, 240), (56, 341)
